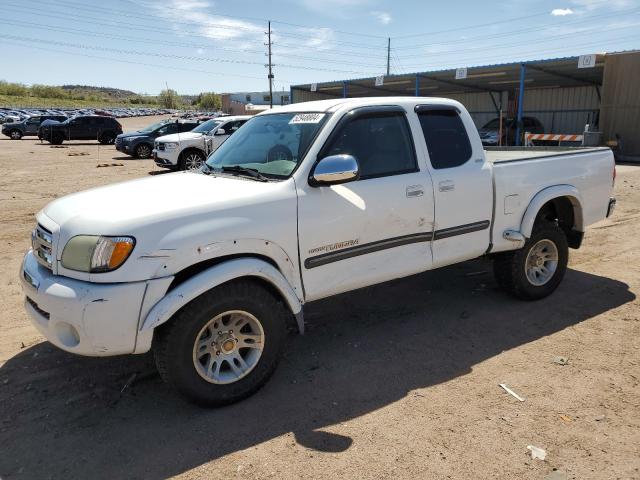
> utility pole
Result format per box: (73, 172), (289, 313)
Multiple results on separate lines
(386, 37), (391, 75)
(265, 21), (274, 109)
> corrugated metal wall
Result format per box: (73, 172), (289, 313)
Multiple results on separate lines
(600, 51), (640, 158)
(447, 91), (507, 129)
(291, 89), (337, 103)
(522, 86), (600, 134)
(292, 85), (600, 134)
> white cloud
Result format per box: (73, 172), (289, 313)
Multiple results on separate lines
(149, 0), (263, 41)
(371, 10), (392, 24)
(551, 8), (574, 15)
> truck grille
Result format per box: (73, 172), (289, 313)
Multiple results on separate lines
(32, 224), (53, 270)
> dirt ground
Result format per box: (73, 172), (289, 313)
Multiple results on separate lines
(0, 115), (639, 480)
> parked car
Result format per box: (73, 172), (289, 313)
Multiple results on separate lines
(478, 116), (544, 146)
(116, 119), (199, 159)
(153, 115), (250, 170)
(2, 115), (67, 140)
(19, 98), (615, 406)
(39, 115), (123, 145)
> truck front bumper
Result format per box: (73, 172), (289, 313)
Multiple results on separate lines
(20, 250), (157, 356)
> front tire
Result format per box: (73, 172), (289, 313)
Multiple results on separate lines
(153, 280), (288, 406)
(135, 143), (152, 158)
(493, 221), (568, 300)
(9, 129), (22, 140)
(50, 133), (64, 145)
(179, 150), (205, 171)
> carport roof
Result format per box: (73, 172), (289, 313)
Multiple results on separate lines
(291, 55), (606, 98)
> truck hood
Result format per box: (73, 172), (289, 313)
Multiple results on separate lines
(42, 172), (288, 237)
(156, 131), (203, 143)
(117, 131), (147, 139)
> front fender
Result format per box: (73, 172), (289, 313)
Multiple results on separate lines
(520, 185), (584, 238)
(141, 257), (304, 333)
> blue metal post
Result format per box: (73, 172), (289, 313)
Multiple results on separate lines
(415, 74), (420, 96)
(515, 63), (526, 146)
(343, 81), (347, 98)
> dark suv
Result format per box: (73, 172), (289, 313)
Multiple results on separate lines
(40, 115), (123, 145)
(2, 115), (67, 140)
(115, 119), (199, 159)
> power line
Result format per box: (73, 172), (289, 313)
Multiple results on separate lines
(392, 33), (640, 73)
(0, 33), (378, 76)
(394, 6), (640, 50)
(392, 0), (618, 39)
(395, 21), (640, 62)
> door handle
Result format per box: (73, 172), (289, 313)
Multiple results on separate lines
(438, 180), (455, 192)
(406, 185), (424, 197)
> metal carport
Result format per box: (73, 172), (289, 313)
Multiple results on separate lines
(291, 55), (606, 145)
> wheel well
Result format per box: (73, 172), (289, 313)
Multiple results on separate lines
(168, 254), (280, 292)
(180, 147), (205, 159)
(535, 197), (583, 249)
(167, 254), (298, 331)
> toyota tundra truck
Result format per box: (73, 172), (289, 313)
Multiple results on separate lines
(21, 97), (616, 406)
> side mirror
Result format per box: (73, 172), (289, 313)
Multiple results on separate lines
(214, 128), (226, 136)
(309, 154), (359, 187)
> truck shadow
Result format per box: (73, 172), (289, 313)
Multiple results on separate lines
(0, 260), (634, 479)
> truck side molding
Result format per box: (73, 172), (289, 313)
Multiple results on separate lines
(520, 185), (584, 238)
(141, 257), (304, 333)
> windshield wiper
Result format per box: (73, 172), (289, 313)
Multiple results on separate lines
(220, 165), (269, 182)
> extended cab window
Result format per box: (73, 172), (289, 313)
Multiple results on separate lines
(323, 112), (417, 179)
(418, 109), (472, 169)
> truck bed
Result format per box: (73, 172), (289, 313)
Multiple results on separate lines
(485, 146), (610, 163)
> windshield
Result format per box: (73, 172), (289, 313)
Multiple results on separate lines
(139, 120), (167, 133)
(205, 112), (329, 179)
(192, 118), (223, 134)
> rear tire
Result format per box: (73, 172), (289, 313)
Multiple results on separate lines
(493, 221), (568, 300)
(50, 134), (64, 145)
(9, 129), (22, 140)
(153, 280), (288, 406)
(99, 131), (115, 145)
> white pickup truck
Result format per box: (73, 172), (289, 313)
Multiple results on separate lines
(21, 97), (616, 406)
(153, 115), (250, 170)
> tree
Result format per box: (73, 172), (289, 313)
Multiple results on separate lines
(158, 89), (180, 109)
(198, 92), (221, 110)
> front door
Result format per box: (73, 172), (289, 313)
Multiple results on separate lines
(297, 106), (434, 301)
(415, 105), (493, 268)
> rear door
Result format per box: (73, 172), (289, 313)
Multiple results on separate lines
(415, 105), (493, 268)
(297, 106), (434, 301)
(25, 116), (40, 135)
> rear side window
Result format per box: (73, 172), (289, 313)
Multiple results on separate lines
(322, 112), (417, 179)
(418, 110), (472, 169)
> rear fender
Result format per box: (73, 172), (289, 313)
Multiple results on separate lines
(520, 185), (584, 238)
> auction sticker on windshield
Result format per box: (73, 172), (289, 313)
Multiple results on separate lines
(289, 113), (325, 124)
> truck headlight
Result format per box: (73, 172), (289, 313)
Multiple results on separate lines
(164, 142), (178, 150)
(61, 235), (135, 273)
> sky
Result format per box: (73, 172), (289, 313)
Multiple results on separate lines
(1, 0), (639, 95)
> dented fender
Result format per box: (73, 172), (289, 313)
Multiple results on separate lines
(520, 185), (584, 238)
(141, 257), (304, 333)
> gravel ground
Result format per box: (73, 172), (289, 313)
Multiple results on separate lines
(0, 115), (638, 479)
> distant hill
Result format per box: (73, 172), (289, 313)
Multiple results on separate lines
(60, 85), (140, 99)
